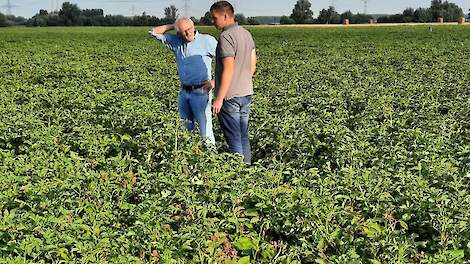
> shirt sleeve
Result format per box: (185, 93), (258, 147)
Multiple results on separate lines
(249, 35), (256, 50)
(207, 36), (218, 58)
(152, 33), (180, 51)
(219, 33), (236, 58)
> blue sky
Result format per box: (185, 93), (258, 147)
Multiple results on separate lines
(2, 0), (469, 18)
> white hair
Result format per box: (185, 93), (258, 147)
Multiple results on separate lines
(174, 17), (195, 32)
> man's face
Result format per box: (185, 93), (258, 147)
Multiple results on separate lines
(211, 11), (226, 30)
(177, 20), (195, 42)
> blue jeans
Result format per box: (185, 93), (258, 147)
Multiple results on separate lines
(217, 95), (252, 164)
(178, 88), (215, 146)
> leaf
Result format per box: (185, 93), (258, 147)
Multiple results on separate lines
(121, 134), (132, 141)
(244, 209), (258, 217)
(316, 238), (326, 251)
(234, 237), (254, 251)
(448, 249), (464, 261)
(237, 256), (250, 264)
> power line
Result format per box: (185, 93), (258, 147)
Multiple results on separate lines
(5, 0), (12, 15)
(183, 0), (189, 17)
(363, 0), (368, 14)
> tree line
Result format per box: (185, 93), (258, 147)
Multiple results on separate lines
(0, 2), (261, 27)
(0, 0), (468, 27)
(281, 0), (465, 24)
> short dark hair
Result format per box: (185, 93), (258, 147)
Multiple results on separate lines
(210, 1), (234, 16)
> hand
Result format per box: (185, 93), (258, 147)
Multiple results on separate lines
(212, 99), (223, 114)
(202, 80), (215, 92)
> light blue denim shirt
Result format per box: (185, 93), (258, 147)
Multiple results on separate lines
(152, 31), (217, 86)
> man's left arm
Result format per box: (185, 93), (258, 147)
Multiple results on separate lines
(212, 57), (235, 114)
(251, 49), (257, 76)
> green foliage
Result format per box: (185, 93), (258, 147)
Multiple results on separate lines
(280, 16), (295, 25)
(27, 3), (167, 26)
(290, 0), (314, 24)
(377, 0), (464, 23)
(0, 12), (6, 27)
(247, 17), (260, 25)
(0, 25), (470, 263)
(59, 2), (81, 25)
(317, 6), (341, 24)
(199, 11), (212, 25)
(430, 0), (464, 21)
(235, 14), (247, 25)
(164, 5), (178, 22)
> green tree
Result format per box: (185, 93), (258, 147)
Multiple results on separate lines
(414, 7), (433, 22)
(190, 16), (199, 25)
(352, 13), (373, 23)
(59, 2), (82, 25)
(317, 6), (340, 24)
(402, 8), (415, 22)
(39, 9), (49, 16)
(290, 0), (314, 24)
(247, 17), (260, 25)
(0, 12), (6, 27)
(280, 15), (295, 24)
(430, 0), (463, 21)
(340, 10), (353, 23)
(200, 11), (212, 25)
(164, 5), (178, 23)
(235, 13), (247, 25)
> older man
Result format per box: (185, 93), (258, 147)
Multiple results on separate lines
(150, 17), (217, 146)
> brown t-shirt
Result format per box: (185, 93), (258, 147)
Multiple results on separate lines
(215, 23), (255, 99)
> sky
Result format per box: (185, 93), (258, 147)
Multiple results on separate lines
(2, 0), (469, 19)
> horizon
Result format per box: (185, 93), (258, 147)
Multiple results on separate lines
(1, 0), (469, 19)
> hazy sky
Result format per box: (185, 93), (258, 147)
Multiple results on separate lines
(2, 0), (470, 19)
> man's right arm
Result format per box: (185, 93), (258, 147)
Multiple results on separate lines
(149, 24), (180, 51)
(151, 24), (175, 35)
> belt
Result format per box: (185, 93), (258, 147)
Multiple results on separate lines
(182, 84), (204, 91)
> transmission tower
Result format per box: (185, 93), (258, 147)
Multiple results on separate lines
(330, 0), (335, 8)
(362, 0), (368, 14)
(182, 0), (190, 17)
(50, 0), (60, 13)
(1, 0), (13, 15)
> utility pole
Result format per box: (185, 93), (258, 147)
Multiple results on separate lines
(6, 0), (12, 15)
(183, 0), (189, 17)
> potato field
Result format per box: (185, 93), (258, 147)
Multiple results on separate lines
(0, 25), (469, 263)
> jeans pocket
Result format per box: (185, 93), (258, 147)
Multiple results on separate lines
(222, 98), (240, 113)
(192, 88), (209, 96)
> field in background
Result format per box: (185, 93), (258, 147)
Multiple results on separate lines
(0, 26), (469, 263)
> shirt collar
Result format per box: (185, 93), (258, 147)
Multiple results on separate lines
(223, 22), (238, 31)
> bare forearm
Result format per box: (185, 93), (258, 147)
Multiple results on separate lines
(251, 49), (257, 76)
(152, 24), (174, 34)
(217, 57), (235, 100)
(218, 72), (234, 100)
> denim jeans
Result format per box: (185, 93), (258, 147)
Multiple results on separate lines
(178, 88), (215, 146)
(217, 95), (252, 164)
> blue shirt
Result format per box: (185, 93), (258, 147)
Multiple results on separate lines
(153, 32), (217, 86)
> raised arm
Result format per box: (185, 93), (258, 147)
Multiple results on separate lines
(152, 24), (175, 35)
